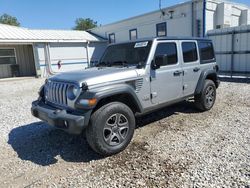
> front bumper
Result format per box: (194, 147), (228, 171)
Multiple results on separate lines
(31, 100), (86, 134)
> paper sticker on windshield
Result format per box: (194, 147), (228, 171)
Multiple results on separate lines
(134, 41), (148, 48)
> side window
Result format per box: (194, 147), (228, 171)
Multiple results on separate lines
(155, 43), (178, 66)
(198, 41), (215, 63)
(108, 33), (115, 44)
(182, 42), (198, 63)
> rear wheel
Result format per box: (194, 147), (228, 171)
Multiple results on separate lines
(86, 102), (135, 156)
(194, 79), (216, 111)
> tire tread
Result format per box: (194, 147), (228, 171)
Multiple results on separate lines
(86, 102), (135, 156)
(194, 79), (216, 111)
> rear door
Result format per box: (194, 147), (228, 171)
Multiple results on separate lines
(181, 41), (201, 96)
(150, 41), (183, 104)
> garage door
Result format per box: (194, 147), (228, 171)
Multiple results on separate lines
(35, 42), (107, 77)
(49, 43), (88, 73)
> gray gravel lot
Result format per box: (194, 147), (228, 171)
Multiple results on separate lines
(0, 78), (249, 187)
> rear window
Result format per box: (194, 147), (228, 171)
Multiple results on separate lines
(182, 42), (198, 63)
(198, 41), (215, 63)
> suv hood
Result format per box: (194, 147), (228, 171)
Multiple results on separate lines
(50, 67), (139, 87)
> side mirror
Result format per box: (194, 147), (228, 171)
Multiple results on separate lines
(151, 54), (168, 70)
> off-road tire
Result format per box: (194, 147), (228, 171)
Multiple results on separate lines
(86, 102), (135, 156)
(194, 79), (216, 111)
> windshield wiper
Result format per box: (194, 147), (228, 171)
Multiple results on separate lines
(96, 61), (109, 67)
(110, 61), (129, 67)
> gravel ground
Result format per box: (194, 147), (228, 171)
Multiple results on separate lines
(0, 78), (249, 188)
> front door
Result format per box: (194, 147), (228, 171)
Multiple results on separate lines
(150, 41), (183, 104)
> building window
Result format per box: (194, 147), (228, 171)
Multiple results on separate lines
(108, 33), (115, 43)
(0, 48), (16, 65)
(156, 22), (167, 37)
(198, 42), (215, 63)
(216, 25), (221, 29)
(154, 43), (178, 66)
(129, 29), (137, 40)
(182, 42), (198, 63)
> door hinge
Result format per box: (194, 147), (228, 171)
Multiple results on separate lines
(183, 84), (188, 90)
(151, 92), (157, 99)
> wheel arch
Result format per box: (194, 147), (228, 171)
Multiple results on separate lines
(92, 85), (143, 114)
(195, 69), (219, 95)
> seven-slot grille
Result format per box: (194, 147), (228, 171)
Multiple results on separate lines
(45, 81), (69, 106)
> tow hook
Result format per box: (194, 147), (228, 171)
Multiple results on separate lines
(53, 109), (61, 114)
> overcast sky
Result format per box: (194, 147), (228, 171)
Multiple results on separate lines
(0, 0), (249, 29)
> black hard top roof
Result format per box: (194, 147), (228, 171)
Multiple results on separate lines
(109, 36), (212, 46)
(156, 36), (212, 41)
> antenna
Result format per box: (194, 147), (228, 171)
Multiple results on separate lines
(159, 0), (165, 16)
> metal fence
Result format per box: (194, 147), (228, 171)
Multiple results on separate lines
(207, 25), (250, 78)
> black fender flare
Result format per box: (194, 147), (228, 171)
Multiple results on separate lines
(195, 69), (218, 95)
(94, 84), (143, 112)
(76, 84), (143, 113)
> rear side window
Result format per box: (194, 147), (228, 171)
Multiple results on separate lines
(198, 41), (215, 63)
(155, 43), (178, 66)
(182, 42), (198, 63)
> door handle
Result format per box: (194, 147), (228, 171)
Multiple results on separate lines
(193, 67), (200, 72)
(173, 70), (183, 76)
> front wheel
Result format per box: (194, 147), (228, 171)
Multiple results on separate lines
(194, 79), (217, 111)
(86, 102), (135, 156)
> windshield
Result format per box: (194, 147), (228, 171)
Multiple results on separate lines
(98, 41), (152, 67)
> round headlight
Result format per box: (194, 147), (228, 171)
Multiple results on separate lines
(67, 85), (79, 100)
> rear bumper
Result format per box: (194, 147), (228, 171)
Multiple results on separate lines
(31, 100), (86, 134)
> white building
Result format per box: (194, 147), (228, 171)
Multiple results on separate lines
(90, 0), (250, 43)
(0, 24), (107, 79)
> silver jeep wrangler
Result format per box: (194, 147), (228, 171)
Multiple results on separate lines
(32, 37), (220, 156)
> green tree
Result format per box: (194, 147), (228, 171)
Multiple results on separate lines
(0, 13), (20, 26)
(73, 18), (97, 31)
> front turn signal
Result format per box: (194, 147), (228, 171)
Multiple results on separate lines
(88, 98), (97, 106)
(79, 98), (97, 107)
